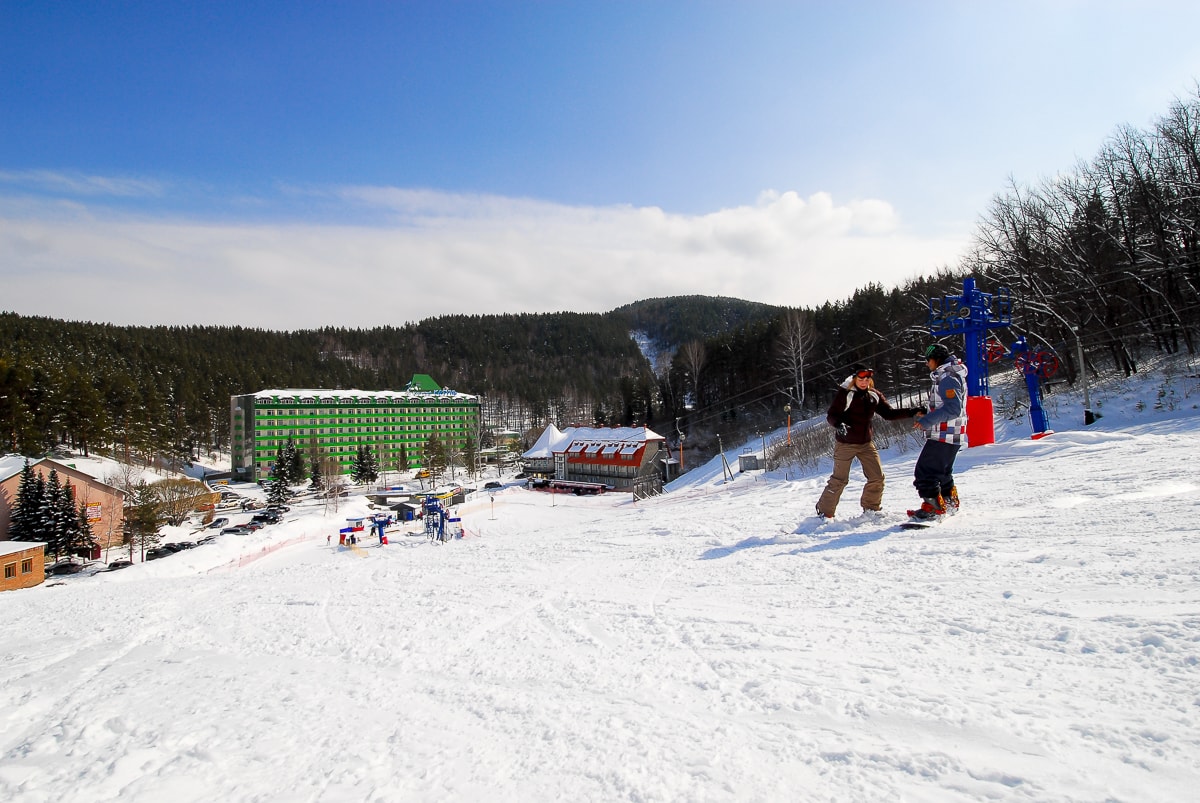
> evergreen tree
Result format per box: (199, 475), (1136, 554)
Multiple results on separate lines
(462, 436), (478, 480)
(283, 436), (305, 485)
(308, 454), (324, 491)
(73, 498), (97, 556)
(7, 460), (37, 541)
(351, 444), (378, 484)
(423, 434), (448, 481)
(125, 480), (162, 560)
(272, 444), (285, 481)
(30, 472), (50, 544)
(41, 469), (68, 557)
(365, 446), (380, 484)
(57, 480), (84, 558)
(266, 478), (289, 507)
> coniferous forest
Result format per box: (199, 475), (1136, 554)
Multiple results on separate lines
(3, 88), (1200, 469)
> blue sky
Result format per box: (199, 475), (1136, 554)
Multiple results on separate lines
(3, 1), (1200, 328)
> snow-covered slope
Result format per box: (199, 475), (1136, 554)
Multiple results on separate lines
(2, 370), (1199, 801)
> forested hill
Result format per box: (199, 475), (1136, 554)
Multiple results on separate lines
(0, 303), (752, 461)
(611, 295), (783, 350)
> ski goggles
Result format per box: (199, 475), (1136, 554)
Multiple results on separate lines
(855, 369), (874, 379)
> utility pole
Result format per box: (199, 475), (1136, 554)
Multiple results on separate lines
(675, 417), (685, 473)
(1076, 327), (1095, 425)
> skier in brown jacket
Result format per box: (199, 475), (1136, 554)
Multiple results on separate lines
(814, 367), (924, 519)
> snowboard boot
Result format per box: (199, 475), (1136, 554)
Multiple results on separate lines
(908, 495), (946, 521)
(815, 504), (834, 522)
(943, 486), (960, 515)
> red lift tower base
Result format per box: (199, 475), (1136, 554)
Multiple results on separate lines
(966, 396), (995, 447)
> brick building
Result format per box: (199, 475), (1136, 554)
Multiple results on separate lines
(0, 456), (127, 550)
(0, 540), (45, 592)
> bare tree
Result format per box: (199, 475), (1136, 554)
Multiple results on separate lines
(153, 478), (214, 526)
(680, 340), (707, 408)
(776, 309), (818, 409)
(316, 454), (344, 514)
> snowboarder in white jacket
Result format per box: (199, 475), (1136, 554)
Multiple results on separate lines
(910, 344), (968, 519)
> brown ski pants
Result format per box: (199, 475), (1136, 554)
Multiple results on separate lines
(815, 441), (885, 517)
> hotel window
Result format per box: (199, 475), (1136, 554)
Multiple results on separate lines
(3, 563), (14, 579)
(21, 559), (32, 574)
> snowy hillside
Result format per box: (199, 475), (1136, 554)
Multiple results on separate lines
(1, 368), (1199, 801)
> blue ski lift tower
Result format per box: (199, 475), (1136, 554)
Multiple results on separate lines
(926, 278), (1012, 446)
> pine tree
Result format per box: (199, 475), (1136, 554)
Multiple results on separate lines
(73, 498), (97, 556)
(8, 460), (37, 541)
(31, 472), (50, 544)
(351, 444), (371, 484)
(283, 436), (305, 485)
(42, 469), (67, 558)
(364, 446), (380, 484)
(266, 478), (289, 507)
(423, 434), (448, 481)
(309, 455), (324, 491)
(272, 444), (285, 482)
(58, 480), (83, 558)
(125, 480), (162, 560)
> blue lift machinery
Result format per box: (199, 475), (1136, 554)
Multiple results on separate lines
(423, 495), (448, 543)
(927, 278), (1060, 441)
(421, 495), (463, 543)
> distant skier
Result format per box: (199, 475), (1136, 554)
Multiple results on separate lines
(815, 366), (923, 520)
(910, 344), (969, 520)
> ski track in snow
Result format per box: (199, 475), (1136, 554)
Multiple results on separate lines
(2, 399), (1200, 800)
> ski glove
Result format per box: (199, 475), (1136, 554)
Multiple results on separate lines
(835, 423), (849, 438)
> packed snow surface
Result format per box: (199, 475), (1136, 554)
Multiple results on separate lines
(2, 376), (1199, 802)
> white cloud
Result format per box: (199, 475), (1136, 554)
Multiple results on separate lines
(0, 186), (968, 329)
(0, 169), (166, 198)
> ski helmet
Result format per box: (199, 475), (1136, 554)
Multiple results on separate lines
(923, 343), (950, 363)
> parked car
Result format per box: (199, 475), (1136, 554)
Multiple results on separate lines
(208, 517), (229, 529)
(222, 526), (250, 535)
(197, 534), (219, 545)
(102, 560), (133, 571)
(415, 469), (431, 479)
(242, 522), (264, 532)
(146, 547), (173, 561)
(47, 561), (85, 576)
(484, 481), (502, 490)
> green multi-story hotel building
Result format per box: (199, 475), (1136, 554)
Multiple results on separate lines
(230, 374), (480, 481)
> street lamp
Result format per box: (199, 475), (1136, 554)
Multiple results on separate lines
(784, 403), (792, 446)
